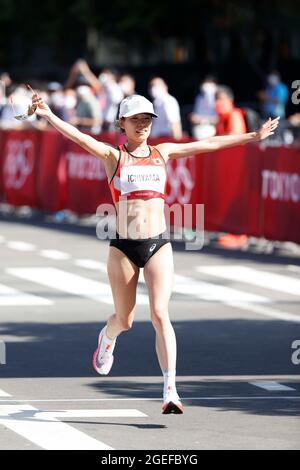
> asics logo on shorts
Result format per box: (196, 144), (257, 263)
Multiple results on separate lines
(149, 244), (157, 253)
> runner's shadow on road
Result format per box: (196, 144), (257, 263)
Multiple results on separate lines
(63, 421), (166, 429)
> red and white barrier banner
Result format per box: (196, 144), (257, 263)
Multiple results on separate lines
(260, 146), (300, 243)
(2, 130), (40, 207)
(201, 145), (262, 236)
(0, 130), (299, 244)
(0, 130), (9, 201)
(62, 132), (116, 214)
(36, 130), (67, 212)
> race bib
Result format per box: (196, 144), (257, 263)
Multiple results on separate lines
(120, 165), (166, 195)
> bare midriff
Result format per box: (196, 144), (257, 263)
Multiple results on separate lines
(115, 198), (166, 239)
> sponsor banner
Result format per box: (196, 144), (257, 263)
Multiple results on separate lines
(202, 145), (262, 236)
(37, 130), (67, 212)
(0, 130), (10, 201)
(63, 133), (115, 214)
(0, 130), (299, 243)
(2, 130), (40, 207)
(261, 146), (300, 243)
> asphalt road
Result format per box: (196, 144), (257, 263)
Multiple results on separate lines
(0, 218), (300, 450)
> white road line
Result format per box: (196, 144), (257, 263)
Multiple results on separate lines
(0, 235), (5, 243)
(36, 409), (147, 419)
(0, 283), (52, 306)
(197, 265), (300, 297)
(140, 270), (271, 304)
(287, 265), (300, 274)
(229, 301), (300, 323)
(39, 250), (71, 260)
(142, 271), (300, 323)
(7, 241), (36, 252)
(249, 381), (297, 391)
(6, 267), (149, 305)
(74, 259), (106, 271)
(0, 390), (12, 398)
(174, 273), (272, 303)
(0, 397), (299, 403)
(0, 405), (113, 450)
(192, 266), (300, 323)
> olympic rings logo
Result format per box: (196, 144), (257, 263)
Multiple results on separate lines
(3, 139), (35, 189)
(166, 157), (195, 205)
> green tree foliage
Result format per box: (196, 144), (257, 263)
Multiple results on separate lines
(0, 0), (300, 67)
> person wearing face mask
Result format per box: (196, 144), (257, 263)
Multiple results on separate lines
(149, 77), (183, 140)
(69, 85), (102, 134)
(65, 60), (124, 131)
(61, 88), (77, 123)
(258, 71), (289, 119)
(189, 76), (218, 139)
(118, 74), (136, 98)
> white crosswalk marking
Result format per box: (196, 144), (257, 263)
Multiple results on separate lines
(74, 259), (106, 271)
(194, 266), (300, 323)
(39, 250), (71, 260)
(140, 270), (300, 322)
(197, 265), (300, 297)
(7, 241), (36, 252)
(6, 267), (149, 305)
(0, 283), (52, 306)
(173, 273), (271, 303)
(36, 409), (147, 419)
(287, 265), (300, 274)
(139, 270), (271, 303)
(0, 404), (113, 450)
(249, 381), (296, 391)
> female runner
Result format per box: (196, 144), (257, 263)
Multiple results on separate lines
(32, 92), (279, 414)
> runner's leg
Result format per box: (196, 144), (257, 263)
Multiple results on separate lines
(106, 246), (140, 339)
(143, 243), (176, 373)
(143, 243), (183, 412)
(93, 246), (139, 375)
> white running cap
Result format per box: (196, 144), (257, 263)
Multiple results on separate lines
(119, 94), (158, 119)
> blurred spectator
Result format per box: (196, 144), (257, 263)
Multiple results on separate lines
(287, 113), (300, 146)
(215, 86), (247, 135)
(189, 76), (218, 139)
(0, 72), (12, 116)
(0, 72), (12, 88)
(149, 77), (182, 139)
(61, 88), (77, 122)
(70, 85), (102, 134)
(65, 60), (97, 90)
(288, 113), (300, 127)
(98, 69), (124, 131)
(47, 81), (65, 119)
(215, 85), (248, 249)
(65, 60), (123, 131)
(257, 71), (289, 119)
(118, 74), (136, 98)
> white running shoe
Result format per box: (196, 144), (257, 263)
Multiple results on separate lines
(162, 387), (184, 414)
(92, 327), (116, 376)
